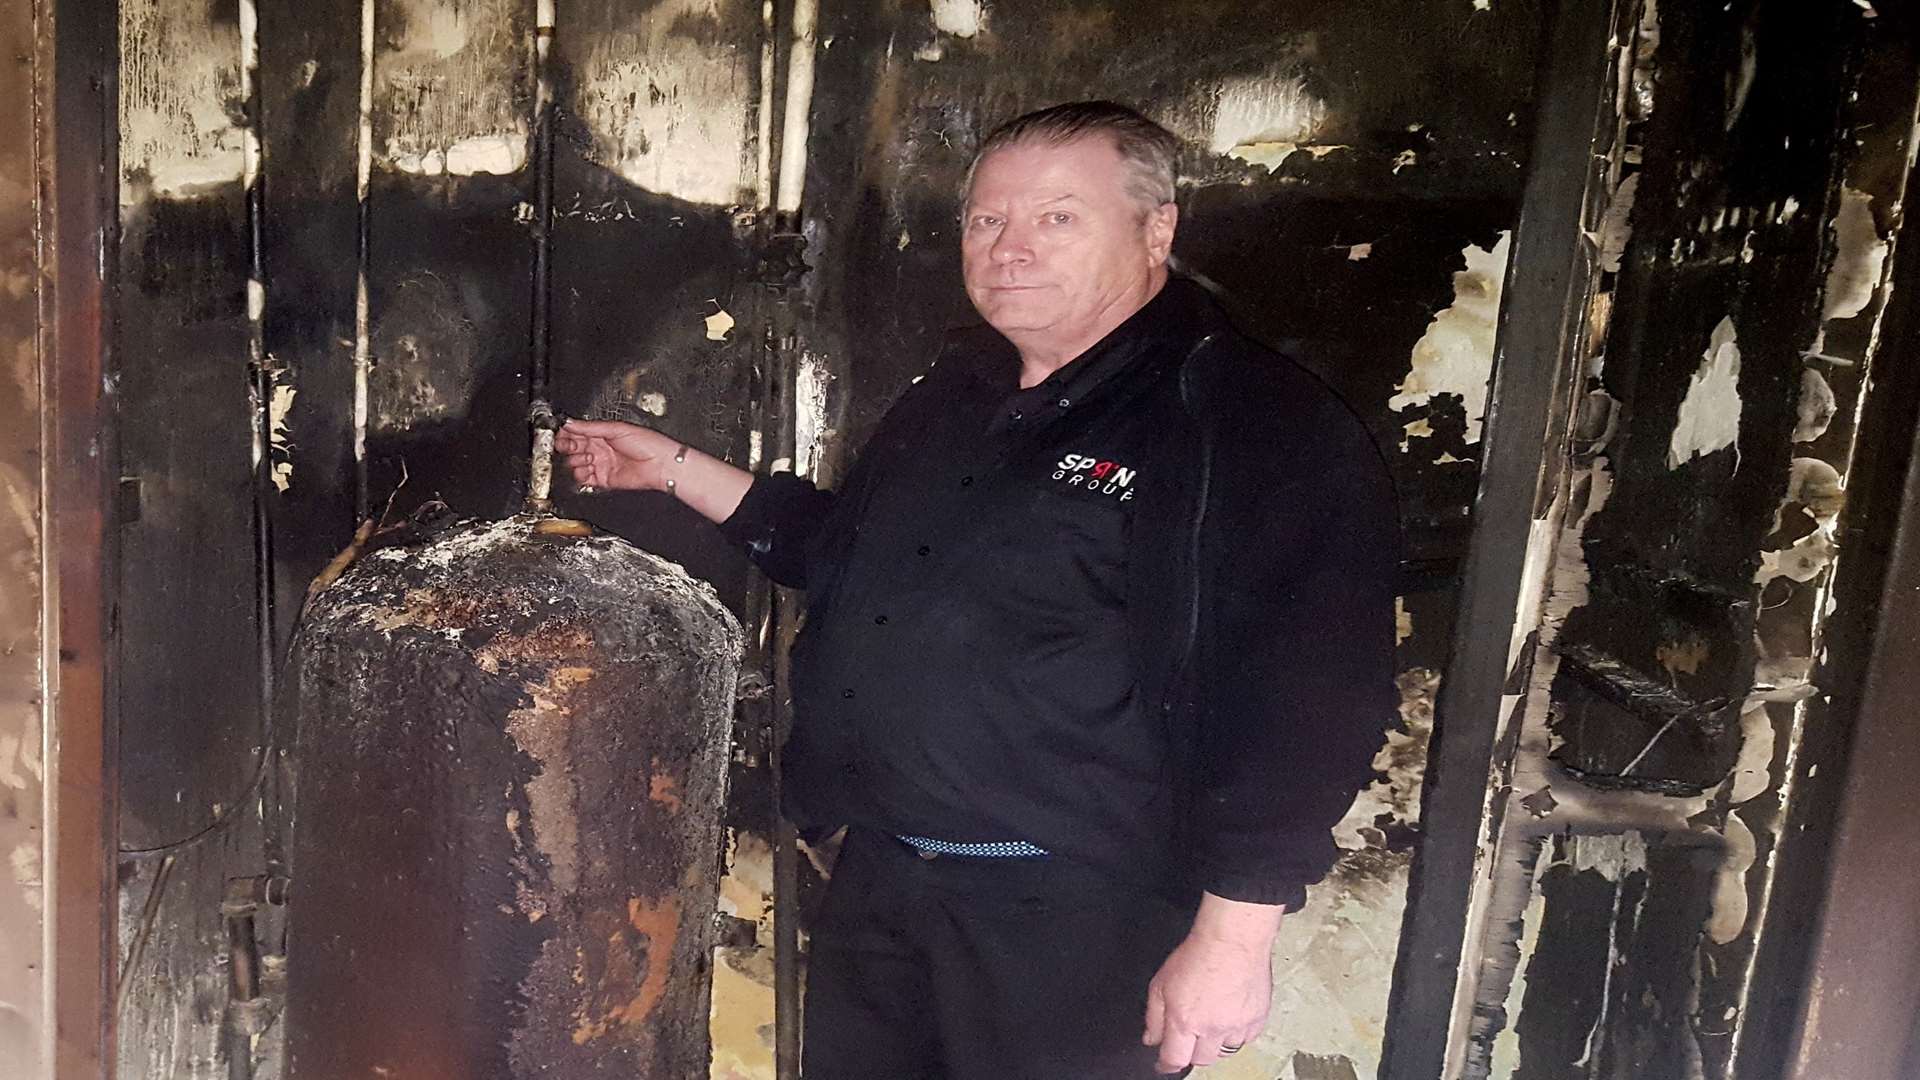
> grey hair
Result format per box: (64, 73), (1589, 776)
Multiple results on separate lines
(962, 100), (1181, 214)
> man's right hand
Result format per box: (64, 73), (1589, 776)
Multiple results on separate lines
(555, 418), (681, 493)
(555, 419), (755, 525)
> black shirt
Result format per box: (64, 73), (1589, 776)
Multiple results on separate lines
(792, 287), (1192, 856)
(721, 279), (1399, 909)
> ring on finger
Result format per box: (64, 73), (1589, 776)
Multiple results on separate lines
(1221, 1043), (1244, 1055)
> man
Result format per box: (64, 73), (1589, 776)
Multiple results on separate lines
(557, 101), (1396, 1078)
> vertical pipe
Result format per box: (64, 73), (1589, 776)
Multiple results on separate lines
(352, 0), (374, 523)
(238, 0), (280, 887)
(763, 4), (819, 1076)
(775, 0), (817, 220)
(525, 0), (558, 512)
(234, 8), (274, 1080)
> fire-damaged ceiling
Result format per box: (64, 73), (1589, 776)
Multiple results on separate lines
(0, 1), (1911, 1079)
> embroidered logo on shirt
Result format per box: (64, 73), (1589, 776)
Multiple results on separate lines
(1053, 453), (1137, 501)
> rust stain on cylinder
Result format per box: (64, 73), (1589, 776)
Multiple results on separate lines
(287, 515), (741, 1079)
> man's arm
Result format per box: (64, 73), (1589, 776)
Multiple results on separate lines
(557, 419), (754, 523)
(555, 419), (834, 587)
(1144, 375), (1400, 1072)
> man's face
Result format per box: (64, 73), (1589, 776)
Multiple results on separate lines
(961, 136), (1177, 360)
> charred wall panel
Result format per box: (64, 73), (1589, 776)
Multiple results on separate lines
(257, 0), (366, 653)
(1547, 1), (1858, 791)
(1455, 3), (1920, 1078)
(361, 0), (538, 522)
(115, 2), (273, 1076)
(542, 0), (769, 607)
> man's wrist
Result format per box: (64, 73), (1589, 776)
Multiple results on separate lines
(1187, 891), (1286, 950)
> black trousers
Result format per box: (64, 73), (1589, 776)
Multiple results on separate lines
(802, 829), (1194, 1080)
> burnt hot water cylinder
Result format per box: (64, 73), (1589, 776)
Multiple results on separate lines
(285, 513), (743, 1078)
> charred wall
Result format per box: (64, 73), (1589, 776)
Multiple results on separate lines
(106, 3), (1920, 1080)
(1450, 3), (1920, 1078)
(109, 2), (1548, 1078)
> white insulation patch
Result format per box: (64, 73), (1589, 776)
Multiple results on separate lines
(575, 0), (759, 206)
(1667, 316), (1743, 469)
(928, 0), (985, 37)
(1389, 231), (1512, 445)
(1209, 74), (1331, 171)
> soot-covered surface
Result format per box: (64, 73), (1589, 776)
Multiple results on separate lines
(287, 515), (742, 1079)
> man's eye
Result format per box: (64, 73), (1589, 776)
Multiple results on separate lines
(971, 215), (1002, 229)
(1046, 212), (1073, 225)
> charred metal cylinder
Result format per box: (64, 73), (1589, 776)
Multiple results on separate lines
(286, 515), (742, 1079)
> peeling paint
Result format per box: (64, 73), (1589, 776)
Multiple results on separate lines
(1667, 316), (1743, 469)
(269, 379), (297, 492)
(1784, 457), (1843, 524)
(1388, 231), (1512, 445)
(1822, 187), (1888, 322)
(1486, 846), (1551, 1078)
(1595, 173), (1639, 274)
(1705, 814), (1756, 945)
(708, 944), (776, 1080)
(1792, 367), (1836, 443)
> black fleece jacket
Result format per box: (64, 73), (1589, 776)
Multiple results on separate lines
(720, 280), (1398, 910)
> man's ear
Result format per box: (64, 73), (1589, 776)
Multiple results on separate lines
(1145, 201), (1179, 267)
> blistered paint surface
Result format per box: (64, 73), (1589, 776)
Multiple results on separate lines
(120, 0), (245, 200)
(375, 0), (531, 175)
(1390, 232), (1513, 446)
(574, 0), (758, 206)
(1210, 74), (1332, 172)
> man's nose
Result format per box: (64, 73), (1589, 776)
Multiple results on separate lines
(990, 224), (1033, 264)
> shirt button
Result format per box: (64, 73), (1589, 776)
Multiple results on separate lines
(917, 545), (931, 556)
(960, 476), (973, 487)
(874, 614), (889, 625)
(1057, 398), (1071, 409)
(1010, 410), (1024, 421)
(841, 688), (856, 700)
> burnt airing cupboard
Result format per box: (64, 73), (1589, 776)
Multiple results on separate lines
(287, 513), (742, 1078)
